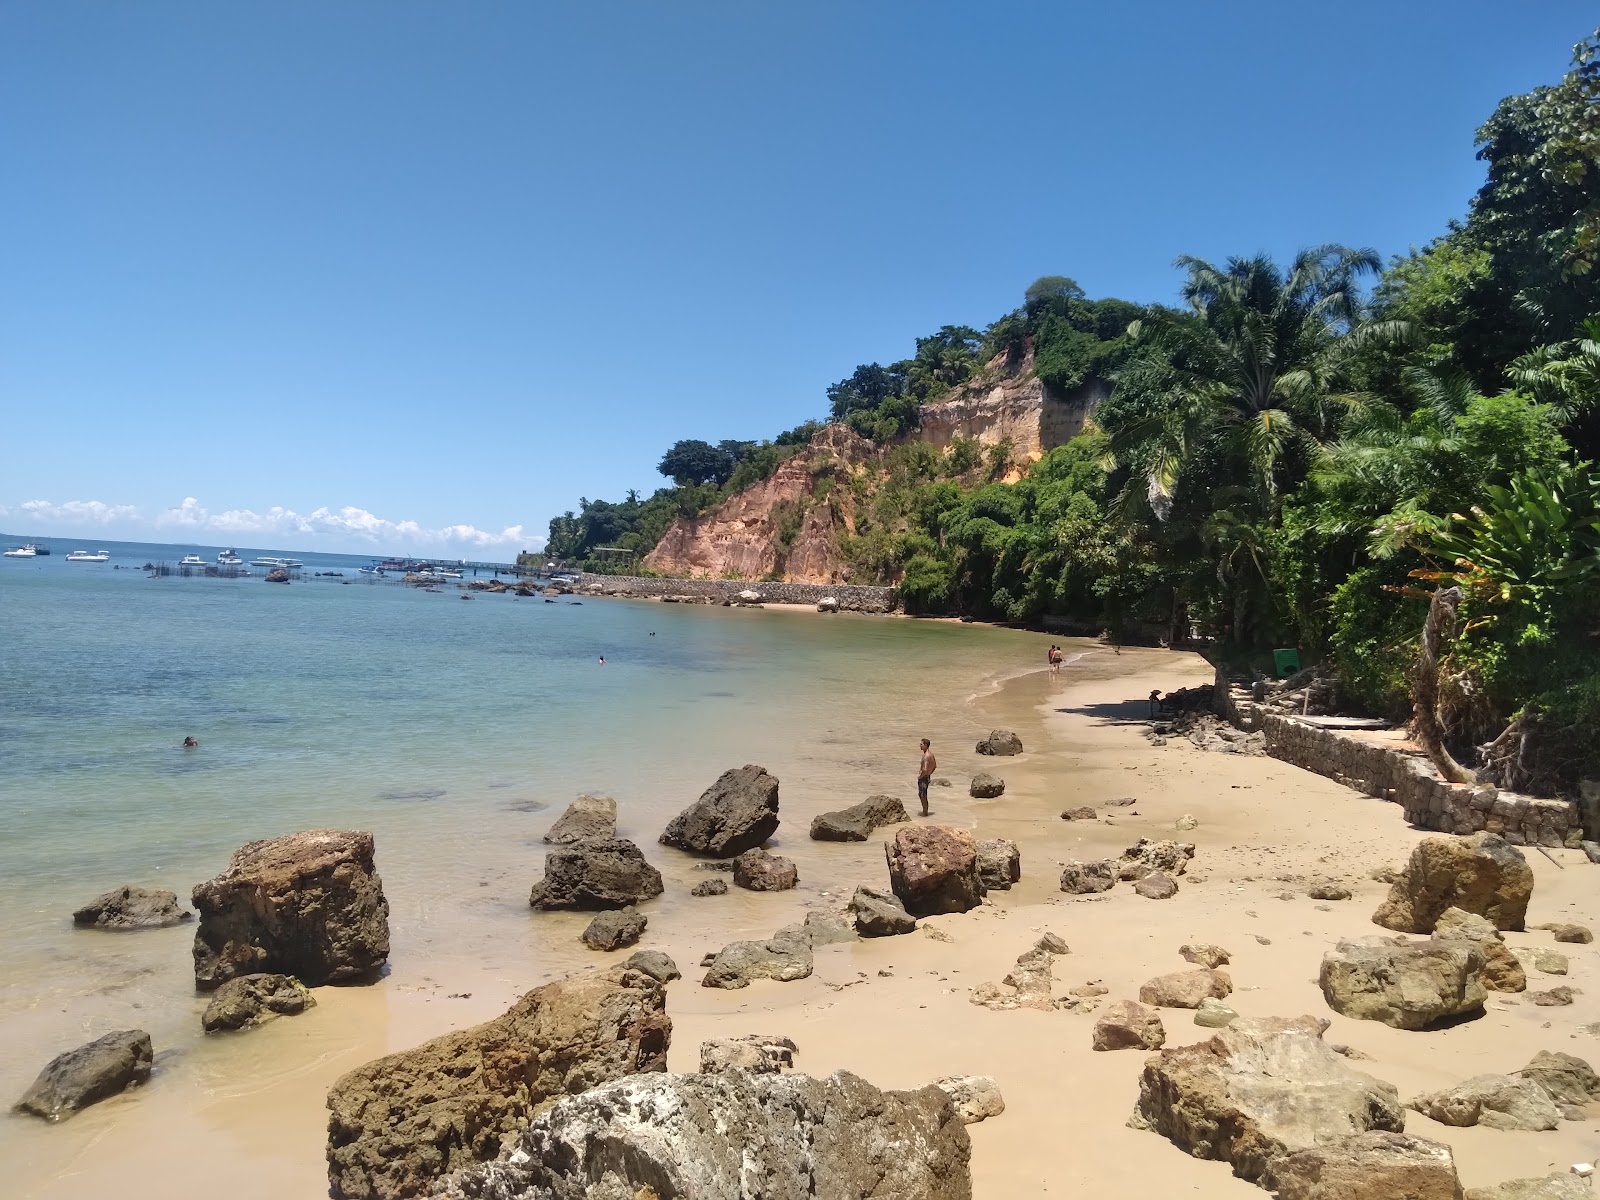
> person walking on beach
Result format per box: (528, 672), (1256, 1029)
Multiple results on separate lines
(917, 738), (937, 815)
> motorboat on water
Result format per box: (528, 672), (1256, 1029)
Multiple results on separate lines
(179, 554), (207, 566)
(217, 548), (243, 566)
(249, 555), (303, 569)
(3, 543), (38, 558)
(65, 550), (111, 562)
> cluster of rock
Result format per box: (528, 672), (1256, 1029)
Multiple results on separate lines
(1059, 838), (1195, 899)
(1407, 1051), (1600, 1131)
(970, 934), (1072, 1010)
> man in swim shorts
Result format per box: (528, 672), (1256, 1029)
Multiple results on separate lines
(917, 738), (936, 815)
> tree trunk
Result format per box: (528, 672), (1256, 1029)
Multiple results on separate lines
(1411, 585), (1477, 784)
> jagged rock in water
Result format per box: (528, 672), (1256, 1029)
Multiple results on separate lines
(191, 829), (390, 989)
(1059, 859), (1116, 894)
(528, 839), (664, 911)
(968, 772), (1005, 799)
(1116, 838), (1195, 881)
(541, 794), (616, 844)
(325, 967), (670, 1200)
(1434, 906), (1526, 992)
(1139, 968), (1233, 1010)
(622, 950), (679, 983)
(731, 847), (798, 892)
(201, 973), (315, 1032)
(14, 1030), (152, 1122)
(1319, 938), (1486, 1029)
(72, 884), (192, 930)
(699, 1034), (796, 1074)
(580, 907), (646, 951)
(690, 878), (727, 897)
(976, 838), (1021, 890)
(934, 1075), (1005, 1124)
(1092, 1000), (1166, 1051)
(886, 825), (983, 916)
(1270, 1131), (1463, 1200)
(1407, 1073), (1562, 1131)
(1371, 832), (1533, 934)
(850, 887), (916, 937)
(809, 795), (908, 842)
(975, 729), (1023, 756)
(433, 1069), (972, 1200)
(659, 765), (780, 857)
(1128, 1015), (1404, 1188)
(700, 924), (813, 989)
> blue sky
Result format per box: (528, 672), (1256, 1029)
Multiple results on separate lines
(2, 2), (1594, 553)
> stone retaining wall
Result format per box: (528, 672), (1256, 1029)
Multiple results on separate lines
(573, 574), (897, 613)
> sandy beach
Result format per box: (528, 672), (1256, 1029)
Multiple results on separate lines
(11, 644), (1600, 1197)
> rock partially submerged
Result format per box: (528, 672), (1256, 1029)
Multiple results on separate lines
(201, 973), (315, 1032)
(975, 729), (1023, 756)
(433, 1069), (972, 1200)
(325, 967), (670, 1200)
(850, 886), (917, 937)
(14, 1030), (153, 1122)
(1060, 859), (1116, 894)
(72, 885), (192, 930)
(886, 825), (983, 916)
(976, 838), (1021, 890)
(1319, 939), (1486, 1030)
(701, 924), (813, 989)
(528, 839), (664, 911)
(731, 847), (798, 891)
(579, 907), (646, 951)
(690, 877), (727, 897)
(809, 794), (908, 842)
(968, 772), (1005, 799)
(660, 765), (780, 857)
(541, 794), (617, 844)
(192, 829), (390, 989)
(1271, 1131), (1463, 1200)
(1371, 832), (1533, 934)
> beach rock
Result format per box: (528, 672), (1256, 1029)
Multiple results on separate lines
(431, 1069), (972, 1200)
(541, 794), (616, 844)
(1117, 838), (1195, 881)
(1586, 840), (1600, 865)
(1434, 907), (1527, 992)
(72, 885), (192, 930)
(1466, 1176), (1590, 1200)
(1093, 1000), (1166, 1050)
(802, 909), (857, 946)
(968, 772), (1005, 799)
(1182, 944), (1232, 968)
(1128, 1015), (1405, 1188)
(659, 764), (780, 857)
(325, 966), (670, 1200)
(1529, 986), (1575, 1006)
(850, 887), (916, 937)
(622, 950), (679, 983)
(1135, 872), (1179, 899)
(886, 825), (983, 916)
(1527, 948), (1569, 975)
(1517, 1050), (1600, 1107)
(192, 829), (390, 989)
(699, 1034), (796, 1074)
(528, 838), (664, 911)
(1408, 1073), (1562, 1130)
(976, 838), (1021, 890)
(1140, 968), (1233, 1010)
(1539, 923), (1594, 944)
(731, 847), (798, 892)
(201, 973), (315, 1032)
(1270, 1131), (1463, 1200)
(1319, 939), (1486, 1029)
(975, 729), (1023, 756)
(1193, 997), (1240, 1028)
(1176, 814), (1200, 832)
(701, 924), (813, 989)
(1307, 881), (1353, 901)
(1371, 832), (1533, 934)
(1060, 806), (1098, 821)
(1036, 932), (1069, 955)
(580, 907), (646, 951)
(1002, 947), (1057, 1006)
(14, 1030), (153, 1122)
(1059, 859), (1116, 894)
(690, 877), (727, 897)
(935, 1075), (1005, 1124)
(808, 794), (908, 842)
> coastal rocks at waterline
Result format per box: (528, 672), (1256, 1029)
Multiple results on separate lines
(1128, 1015), (1405, 1188)
(541, 794), (616, 844)
(622, 949), (680, 983)
(1408, 1074), (1562, 1131)
(976, 838), (1021, 890)
(1271, 1131), (1464, 1200)
(975, 729), (1023, 756)
(201, 973), (315, 1032)
(580, 907), (646, 951)
(731, 847), (798, 891)
(1435, 906), (1527, 991)
(1060, 859), (1117, 894)
(431, 1069), (973, 1200)
(528, 839), (664, 911)
(690, 877), (727, 897)
(1140, 968), (1233, 1010)
(701, 924), (813, 989)
(659, 764), (780, 857)
(1117, 838), (1195, 882)
(1093, 1000), (1166, 1051)
(850, 886), (917, 937)
(192, 829), (390, 990)
(699, 1034), (797, 1075)
(935, 1075), (1005, 1124)
(968, 772), (1005, 798)
(72, 885), (192, 930)
(1372, 832), (1533, 934)
(14, 1030), (153, 1122)
(1319, 938), (1486, 1029)
(887, 825), (983, 916)
(325, 966), (670, 1200)
(809, 794), (909, 842)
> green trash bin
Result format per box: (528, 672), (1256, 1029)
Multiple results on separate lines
(1272, 648), (1301, 678)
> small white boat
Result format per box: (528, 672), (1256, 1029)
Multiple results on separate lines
(65, 550), (110, 562)
(217, 548), (243, 566)
(3, 544), (38, 558)
(179, 554), (207, 566)
(249, 555), (303, 569)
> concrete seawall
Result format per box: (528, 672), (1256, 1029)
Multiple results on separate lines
(574, 573), (897, 612)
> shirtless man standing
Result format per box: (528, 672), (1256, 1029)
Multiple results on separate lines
(917, 738), (937, 815)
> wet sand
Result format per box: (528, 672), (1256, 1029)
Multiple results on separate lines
(12, 647), (1600, 1197)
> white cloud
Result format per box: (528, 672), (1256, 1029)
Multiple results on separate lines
(8, 499), (141, 524)
(155, 497), (542, 551)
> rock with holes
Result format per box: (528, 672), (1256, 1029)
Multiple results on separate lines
(1371, 832), (1533, 934)
(201, 973), (315, 1032)
(529, 839), (664, 912)
(660, 765), (780, 857)
(731, 847), (798, 892)
(976, 839), (1021, 890)
(886, 826), (983, 916)
(72, 885), (192, 930)
(1117, 838), (1195, 881)
(1319, 939), (1486, 1030)
(1059, 859), (1116, 894)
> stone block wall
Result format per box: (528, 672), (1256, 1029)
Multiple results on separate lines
(574, 574), (897, 613)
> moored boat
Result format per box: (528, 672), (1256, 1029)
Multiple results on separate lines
(179, 554), (207, 566)
(217, 548), (243, 566)
(249, 555), (303, 569)
(65, 550), (111, 562)
(3, 544), (38, 558)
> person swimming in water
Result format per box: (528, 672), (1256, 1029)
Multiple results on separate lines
(182, 736), (198, 748)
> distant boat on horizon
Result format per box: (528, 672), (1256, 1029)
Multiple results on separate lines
(250, 555), (303, 569)
(3, 543), (39, 558)
(179, 554), (207, 566)
(65, 550), (110, 563)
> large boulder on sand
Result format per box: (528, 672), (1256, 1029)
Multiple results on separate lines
(968, 772), (1005, 798)
(850, 886), (917, 937)
(809, 795), (908, 841)
(528, 839), (664, 911)
(1319, 939), (1487, 1029)
(886, 826), (983, 916)
(731, 847), (798, 891)
(1407, 1073), (1562, 1131)
(325, 967), (670, 1200)
(192, 829), (390, 990)
(1128, 1015), (1405, 1188)
(1139, 968), (1233, 1009)
(1060, 859), (1116, 894)
(72, 884), (192, 930)
(975, 729), (1023, 756)
(201, 973), (315, 1032)
(542, 794), (616, 844)
(1371, 832), (1533, 934)
(660, 765), (780, 857)
(433, 1069), (972, 1200)
(14, 1030), (153, 1121)
(1434, 906), (1526, 992)
(1271, 1131), (1463, 1200)
(976, 838), (1021, 890)
(701, 924), (814, 989)
(580, 907), (646, 951)
(1093, 1000), (1166, 1051)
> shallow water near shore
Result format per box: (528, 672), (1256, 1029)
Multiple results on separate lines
(1, 558), (1106, 1196)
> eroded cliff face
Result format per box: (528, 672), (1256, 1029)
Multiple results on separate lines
(643, 349), (1098, 583)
